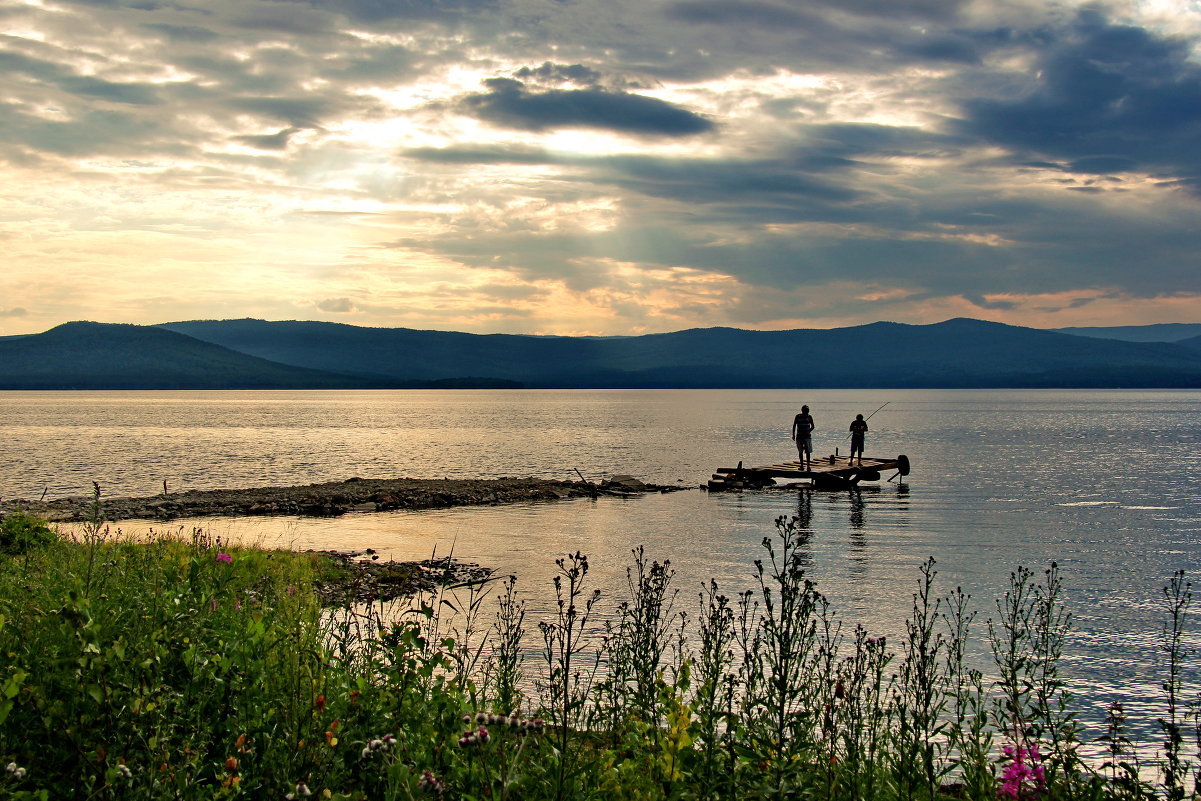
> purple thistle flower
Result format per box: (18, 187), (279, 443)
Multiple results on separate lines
(216, 553), (232, 564)
(418, 769), (444, 795)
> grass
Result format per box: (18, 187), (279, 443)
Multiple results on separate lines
(0, 505), (1197, 800)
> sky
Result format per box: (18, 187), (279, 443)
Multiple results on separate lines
(2, 0), (1201, 337)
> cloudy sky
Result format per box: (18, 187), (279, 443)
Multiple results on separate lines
(2, 0), (1200, 336)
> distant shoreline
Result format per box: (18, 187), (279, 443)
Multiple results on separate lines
(1, 475), (680, 523)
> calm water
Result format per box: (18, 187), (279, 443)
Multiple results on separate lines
(3, 388), (1201, 744)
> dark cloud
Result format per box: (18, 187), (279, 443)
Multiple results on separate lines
(0, 103), (184, 158)
(233, 127), (300, 150)
(326, 45), (414, 83)
(316, 297), (355, 312)
(513, 62), (604, 88)
(225, 96), (338, 127)
(60, 76), (162, 105)
(960, 9), (1201, 189)
(458, 78), (715, 136)
(963, 294), (1018, 310)
(404, 144), (554, 165)
(595, 154), (860, 206)
(664, 1), (811, 28)
(814, 0), (969, 20)
(269, 0), (499, 23)
(140, 22), (220, 42)
(895, 32), (980, 64)
(0, 48), (71, 82)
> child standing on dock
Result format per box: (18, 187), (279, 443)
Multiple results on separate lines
(848, 413), (868, 466)
(791, 405), (816, 469)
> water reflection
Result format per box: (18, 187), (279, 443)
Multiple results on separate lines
(848, 487), (866, 531)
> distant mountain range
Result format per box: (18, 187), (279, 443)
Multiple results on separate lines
(1049, 323), (1201, 343)
(1, 317), (1200, 390)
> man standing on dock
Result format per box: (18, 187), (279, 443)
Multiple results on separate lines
(791, 405), (816, 469)
(848, 413), (868, 466)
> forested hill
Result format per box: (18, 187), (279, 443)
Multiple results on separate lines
(5, 318), (1201, 389)
(155, 317), (1201, 388)
(0, 322), (392, 389)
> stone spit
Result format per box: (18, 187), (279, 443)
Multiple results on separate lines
(1, 474), (681, 524)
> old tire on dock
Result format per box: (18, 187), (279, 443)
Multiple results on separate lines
(896, 454), (910, 476)
(812, 472), (856, 490)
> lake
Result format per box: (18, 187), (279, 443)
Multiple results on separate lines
(3, 388), (1200, 747)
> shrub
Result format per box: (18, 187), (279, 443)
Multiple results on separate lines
(0, 512), (56, 555)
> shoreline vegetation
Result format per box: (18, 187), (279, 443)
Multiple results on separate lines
(1, 506), (1197, 799)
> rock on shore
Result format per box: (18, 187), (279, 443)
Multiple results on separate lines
(2, 475), (683, 523)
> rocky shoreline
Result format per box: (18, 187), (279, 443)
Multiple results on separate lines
(311, 551), (499, 606)
(1, 474), (684, 523)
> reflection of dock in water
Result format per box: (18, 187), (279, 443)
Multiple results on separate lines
(707, 454), (910, 491)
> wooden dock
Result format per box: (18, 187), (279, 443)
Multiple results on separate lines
(707, 454), (910, 491)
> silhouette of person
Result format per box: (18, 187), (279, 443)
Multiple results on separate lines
(848, 413), (868, 466)
(791, 404), (816, 469)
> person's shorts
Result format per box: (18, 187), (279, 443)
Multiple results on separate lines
(850, 434), (865, 451)
(797, 435), (812, 455)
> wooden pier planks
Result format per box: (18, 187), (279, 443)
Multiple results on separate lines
(707, 454), (908, 491)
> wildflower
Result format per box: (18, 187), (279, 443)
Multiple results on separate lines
(361, 732), (396, 759)
(5, 762), (26, 780)
(225, 756), (238, 773)
(418, 769), (445, 795)
(285, 781), (314, 799)
(314, 694), (326, 712)
(115, 764), (132, 780)
(999, 743), (1046, 799)
(287, 586), (296, 595)
(476, 725), (490, 744)
(216, 553), (233, 564)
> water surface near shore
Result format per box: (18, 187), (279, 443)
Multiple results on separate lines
(7, 388), (1201, 745)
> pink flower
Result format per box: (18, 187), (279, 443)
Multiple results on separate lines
(216, 553), (233, 564)
(999, 743), (1045, 799)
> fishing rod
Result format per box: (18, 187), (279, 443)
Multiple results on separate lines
(844, 401), (889, 439)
